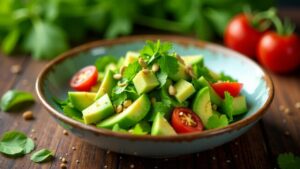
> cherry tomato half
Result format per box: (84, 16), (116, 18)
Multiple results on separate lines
(257, 32), (300, 73)
(224, 14), (265, 58)
(171, 107), (204, 134)
(211, 82), (243, 98)
(70, 65), (98, 91)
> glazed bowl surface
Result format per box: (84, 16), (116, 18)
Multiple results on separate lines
(36, 35), (274, 157)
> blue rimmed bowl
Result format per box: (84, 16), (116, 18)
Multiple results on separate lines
(36, 35), (274, 157)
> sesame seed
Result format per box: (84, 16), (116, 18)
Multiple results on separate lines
(62, 157), (67, 163)
(72, 146), (76, 150)
(130, 164), (135, 168)
(279, 105), (285, 111)
(76, 160), (80, 164)
(295, 102), (300, 109)
(59, 157), (62, 160)
(31, 129), (36, 133)
(212, 156), (216, 160)
(104, 165), (108, 168)
(22, 111), (34, 120)
(60, 163), (67, 169)
(283, 108), (290, 115)
(10, 65), (21, 74)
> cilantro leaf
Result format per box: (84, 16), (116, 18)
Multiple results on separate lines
(278, 153), (300, 169)
(206, 114), (229, 129)
(131, 121), (151, 135)
(147, 101), (172, 121)
(95, 56), (117, 72)
(30, 149), (54, 163)
(156, 71), (168, 88)
(221, 92), (234, 122)
(140, 40), (173, 64)
(158, 54), (179, 77)
(0, 131), (35, 157)
(123, 61), (141, 81)
(219, 72), (237, 82)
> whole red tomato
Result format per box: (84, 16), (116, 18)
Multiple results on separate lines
(225, 14), (265, 58)
(257, 32), (300, 73)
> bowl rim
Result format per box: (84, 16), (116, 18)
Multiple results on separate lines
(36, 35), (274, 142)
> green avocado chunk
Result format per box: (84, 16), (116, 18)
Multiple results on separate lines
(82, 94), (114, 124)
(198, 76), (223, 106)
(68, 92), (96, 111)
(192, 87), (213, 127)
(169, 62), (189, 81)
(95, 70), (116, 100)
(232, 96), (248, 115)
(174, 79), (195, 103)
(151, 112), (176, 136)
(182, 55), (203, 66)
(97, 94), (150, 129)
(123, 51), (139, 66)
(133, 70), (159, 94)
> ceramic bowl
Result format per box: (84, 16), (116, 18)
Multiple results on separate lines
(36, 35), (274, 157)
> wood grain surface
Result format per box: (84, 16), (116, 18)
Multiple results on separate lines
(0, 8), (300, 169)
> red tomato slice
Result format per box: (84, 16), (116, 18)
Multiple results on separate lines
(70, 65), (98, 91)
(211, 82), (243, 98)
(171, 107), (204, 134)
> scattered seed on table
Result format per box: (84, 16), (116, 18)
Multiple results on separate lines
(60, 163), (67, 169)
(22, 111), (34, 120)
(72, 146), (76, 150)
(10, 64), (21, 74)
(130, 164), (135, 168)
(295, 102), (300, 109)
(76, 160), (80, 164)
(106, 150), (110, 154)
(226, 160), (231, 163)
(285, 131), (290, 136)
(62, 157), (67, 163)
(65, 153), (69, 156)
(212, 156), (216, 160)
(59, 157), (62, 160)
(234, 154), (238, 158)
(21, 79), (29, 86)
(283, 108), (290, 115)
(63, 130), (68, 135)
(104, 165), (108, 168)
(31, 129), (36, 133)
(279, 105), (285, 111)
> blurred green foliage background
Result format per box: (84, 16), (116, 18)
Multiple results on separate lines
(0, 0), (274, 59)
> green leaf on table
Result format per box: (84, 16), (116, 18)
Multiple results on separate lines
(0, 131), (35, 156)
(95, 56), (117, 72)
(278, 153), (300, 169)
(206, 114), (229, 129)
(0, 90), (34, 112)
(30, 149), (54, 163)
(23, 21), (68, 60)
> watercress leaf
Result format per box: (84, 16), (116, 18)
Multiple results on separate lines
(278, 152), (300, 169)
(30, 149), (54, 163)
(1, 90), (34, 112)
(62, 105), (83, 122)
(206, 114), (229, 129)
(0, 131), (34, 156)
(23, 21), (68, 60)
(156, 71), (168, 88)
(219, 72), (237, 82)
(123, 61), (141, 81)
(221, 92), (234, 121)
(95, 56), (117, 72)
(158, 55), (179, 76)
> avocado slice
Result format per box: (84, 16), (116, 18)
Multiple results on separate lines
(174, 79), (195, 103)
(192, 87), (213, 127)
(151, 112), (176, 136)
(123, 51), (139, 66)
(198, 76), (223, 106)
(182, 55), (204, 66)
(97, 94), (150, 129)
(133, 70), (159, 94)
(169, 62), (189, 81)
(232, 96), (248, 115)
(82, 94), (114, 124)
(95, 70), (116, 99)
(68, 92), (96, 111)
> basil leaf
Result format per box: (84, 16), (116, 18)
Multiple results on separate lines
(30, 149), (53, 163)
(1, 90), (34, 112)
(0, 131), (35, 156)
(95, 56), (117, 72)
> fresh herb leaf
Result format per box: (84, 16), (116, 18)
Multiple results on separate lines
(158, 54), (179, 77)
(140, 40), (173, 64)
(206, 114), (229, 129)
(23, 21), (68, 60)
(192, 64), (216, 83)
(95, 56), (117, 72)
(131, 121), (151, 135)
(221, 92), (234, 122)
(112, 92), (127, 106)
(219, 72), (237, 82)
(62, 105), (83, 122)
(156, 71), (168, 88)
(1, 90), (35, 112)
(278, 153), (300, 169)
(0, 131), (35, 156)
(123, 61), (141, 81)
(112, 124), (127, 133)
(30, 149), (54, 163)
(147, 102), (172, 121)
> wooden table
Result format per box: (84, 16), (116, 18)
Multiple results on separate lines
(1, 10), (300, 169)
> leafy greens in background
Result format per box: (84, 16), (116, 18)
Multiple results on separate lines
(277, 153), (300, 169)
(0, 0), (274, 59)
